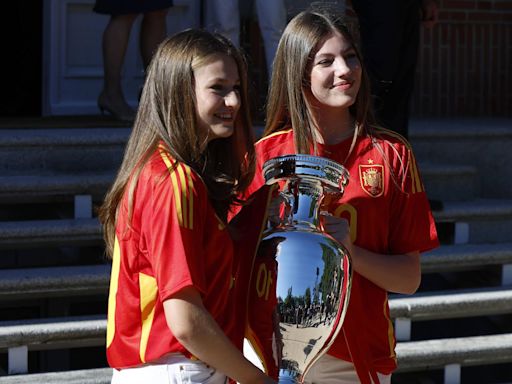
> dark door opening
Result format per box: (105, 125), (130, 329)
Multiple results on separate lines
(0, 1), (43, 117)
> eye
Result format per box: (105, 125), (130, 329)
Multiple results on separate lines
(344, 52), (359, 63)
(317, 58), (334, 66)
(210, 84), (224, 92)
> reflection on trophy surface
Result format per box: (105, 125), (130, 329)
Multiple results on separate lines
(247, 155), (352, 383)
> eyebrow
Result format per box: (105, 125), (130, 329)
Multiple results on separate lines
(316, 47), (356, 57)
(207, 77), (240, 84)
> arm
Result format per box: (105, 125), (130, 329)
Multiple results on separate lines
(164, 286), (276, 384)
(321, 213), (421, 294)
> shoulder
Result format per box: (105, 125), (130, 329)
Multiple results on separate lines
(364, 126), (424, 191)
(141, 146), (205, 197)
(255, 129), (294, 159)
(370, 126), (413, 151)
(358, 126), (417, 166)
(256, 128), (293, 147)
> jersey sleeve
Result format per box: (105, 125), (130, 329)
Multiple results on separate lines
(244, 151), (267, 200)
(143, 159), (208, 301)
(388, 145), (439, 254)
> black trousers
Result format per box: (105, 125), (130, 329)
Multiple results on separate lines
(352, 0), (421, 139)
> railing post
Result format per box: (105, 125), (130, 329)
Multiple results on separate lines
(454, 222), (469, 244)
(395, 317), (412, 341)
(8, 345), (28, 374)
(502, 264), (512, 286)
(444, 363), (461, 384)
(74, 194), (92, 219)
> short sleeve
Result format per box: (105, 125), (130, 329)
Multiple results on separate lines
(388, 146), (439, 254)
(144, 161), (207, 301)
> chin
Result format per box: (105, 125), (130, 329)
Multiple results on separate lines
(334, 97), (357, 109)
(210, 127), (234, 140)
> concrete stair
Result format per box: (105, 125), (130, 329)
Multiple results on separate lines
(0, 265), (110, 300)
(0, 219), (102, 249)
(0, 174), (115, 203)
(0, 287), (510, 382)
(420, 163), (479, 201)
(0, 128), (128, 175)
(0, 367), (112, 384)
(0, 119), (511, 383)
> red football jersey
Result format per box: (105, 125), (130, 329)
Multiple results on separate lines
(106, 146), (237, 368)
(246, 243), (280, 379)
(245, 128), (439, 377)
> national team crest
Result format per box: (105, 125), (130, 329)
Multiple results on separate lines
(359, 164), (384, 197)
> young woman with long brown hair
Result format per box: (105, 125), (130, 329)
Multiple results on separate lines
(100, 29), (275, 384)
(244, 8), (439, 383)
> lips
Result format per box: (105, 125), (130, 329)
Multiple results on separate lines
(214, 112), (234, 120)
(332, 80), (354, 90)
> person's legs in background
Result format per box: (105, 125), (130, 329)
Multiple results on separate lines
(98, 13), (138, 121)
(353, 0), (444, 210)
(254, 0), (286, 76)
(374, 0), (419, 139)
(140, 8), (170, 68)
(352, 0), (419, 139)
(204, 0), (240, 46)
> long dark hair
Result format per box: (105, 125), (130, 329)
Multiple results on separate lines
(265, 8), (376, 154)
(99, 29), (255, 256)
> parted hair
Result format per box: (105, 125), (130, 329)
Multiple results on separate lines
(99, 29), (255, 257)
(264, 7), (376, 154)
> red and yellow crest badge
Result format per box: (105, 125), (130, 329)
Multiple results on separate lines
(359, 163), (384, 197)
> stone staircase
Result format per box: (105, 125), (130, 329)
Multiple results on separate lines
(0, 119), (511, 383)
(0, 127), (126, 379)
(392, 119), (512, 384)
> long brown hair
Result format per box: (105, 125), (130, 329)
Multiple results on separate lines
(99, 29), (255, 256)
(264, 7), (376, 154)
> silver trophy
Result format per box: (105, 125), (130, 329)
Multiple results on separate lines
(247, 154), (352, 383)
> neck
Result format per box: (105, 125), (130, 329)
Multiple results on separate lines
(312, 107), (354, 145)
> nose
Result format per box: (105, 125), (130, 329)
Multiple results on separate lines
(225, 89), (240, 109)
(334, 57), (351, 77)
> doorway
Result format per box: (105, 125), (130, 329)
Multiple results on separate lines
(0, 2), (43, 116)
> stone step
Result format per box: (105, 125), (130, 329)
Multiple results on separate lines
(0, 163), (476, 204)
(409, 118), (512, 200)
(390, 286), (512, 321)
(420, 163), (479, 201)
(0, 128), (128, 173)
(389, 286), (512, 341)
(0, 367), (112, 384)
(0, 173), (114, 204)
(0, 265), (110, 301)
(395, 333), (512, 372)
(0, 315), (106, 351)
(3, 199), (508, 251)
(0, 219), (102, 249)
(0, 288), (508, 348)
(0, 331), (510, 383)
(422, 242), (512, 273)
(0, 243), (509, 300)
(433, 199), (512, 244)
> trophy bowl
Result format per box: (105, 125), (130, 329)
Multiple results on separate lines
(246, 155), (352, 383)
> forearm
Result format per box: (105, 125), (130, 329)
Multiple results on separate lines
(164, 290), (273, 384)
(347, 245), (421, 294)
(320, 214), (421, 294)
